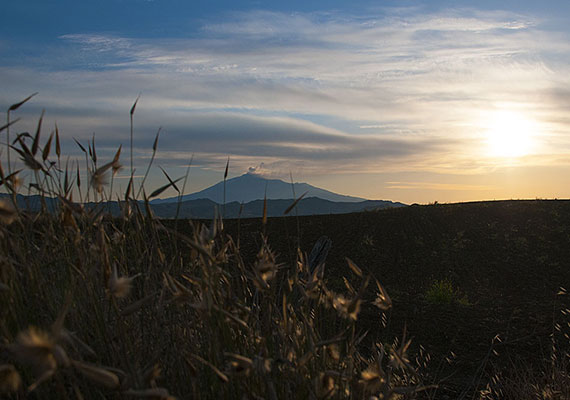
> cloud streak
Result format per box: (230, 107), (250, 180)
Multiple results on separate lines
(385, 181), (496, 191)
(2, 6), (570, 196)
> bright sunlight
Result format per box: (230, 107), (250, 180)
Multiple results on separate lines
(485, 110), (537, 158)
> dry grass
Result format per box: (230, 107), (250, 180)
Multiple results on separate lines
(474, 288), (570, 400)
(0, 99), (427, 399)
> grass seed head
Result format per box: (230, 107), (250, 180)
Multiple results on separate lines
(332, 295), (361, 320)
(390, 338), (412, 371)
(10, 327), (57, 378)
(90, 168), (109, 193)
(327, 344), (340, 362)
(112, 160), (123, 176)
(0, 364), (22, 393)
(112, 145), (123, 175)
(5, 172), (22, 191)
(253, 243), (278, 289)
(109, 264), (137, 298)
(315, 372), (336, 399)
(360, 360), (386, 394)
(143, 363), (162, 386)
(225, 354), (253, 377)
(0, 199), (18, 225)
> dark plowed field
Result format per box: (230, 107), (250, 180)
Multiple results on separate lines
(219, 200), (570, 396)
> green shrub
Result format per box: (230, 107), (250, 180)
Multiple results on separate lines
(425, 278), (456, 304)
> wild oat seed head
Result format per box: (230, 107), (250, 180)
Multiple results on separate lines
(90, 168), (110, 193)
(109, 264), (136, 298)
(0, 199), (18, 225)
(0, 364), (22, 393)
(315, 373), (336, 399)
(7, 173), (22, 190)
(332, 295), (361, 320)
(110, 277), (134, 299)
(112, 160), (123, 176)
(10, 327), (57, 377)
(327, 344), (340, 362)
(390, 339), (412, 371)
(226, 354), (253, 377)
(360, 362), (386, 394)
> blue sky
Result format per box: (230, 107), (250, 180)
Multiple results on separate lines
(2, 1), (570, 203)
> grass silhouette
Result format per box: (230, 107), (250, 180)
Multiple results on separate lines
(1, 97), (568, 399)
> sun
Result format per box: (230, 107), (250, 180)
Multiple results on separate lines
(484, 110), (537, 158)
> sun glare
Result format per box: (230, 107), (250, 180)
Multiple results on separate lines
(485, 110), (537, 158)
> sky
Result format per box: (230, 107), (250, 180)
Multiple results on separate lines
(1, 0), (570, 204)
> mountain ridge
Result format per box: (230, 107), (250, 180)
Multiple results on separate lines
(152, 197), (405, 218)
(0, 193), (405, 219)
(151, 172), (367, 204)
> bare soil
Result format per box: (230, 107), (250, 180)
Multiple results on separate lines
(220, 200), (570, 396)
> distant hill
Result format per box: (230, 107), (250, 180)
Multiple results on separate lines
(151, 173), (367, 204)
(152, 197), (405, 219)
(0, 193), (405, 219)
(2, 173), (406, 217)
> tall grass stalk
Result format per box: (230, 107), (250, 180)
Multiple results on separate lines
(0, 101), (434, 399)
(130, 95), (139, 185)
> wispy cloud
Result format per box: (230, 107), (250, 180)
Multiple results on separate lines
(385, 181), (496, 191)
(60, 34), (133, 52)
(2, 7), (569, 185)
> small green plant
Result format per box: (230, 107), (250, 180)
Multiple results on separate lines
(425, 278), (456, 304)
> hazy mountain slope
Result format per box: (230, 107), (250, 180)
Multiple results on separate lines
(151, 173), (366, 204)
(1, 193), (404, 219)
(151, 197), (404, 219)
